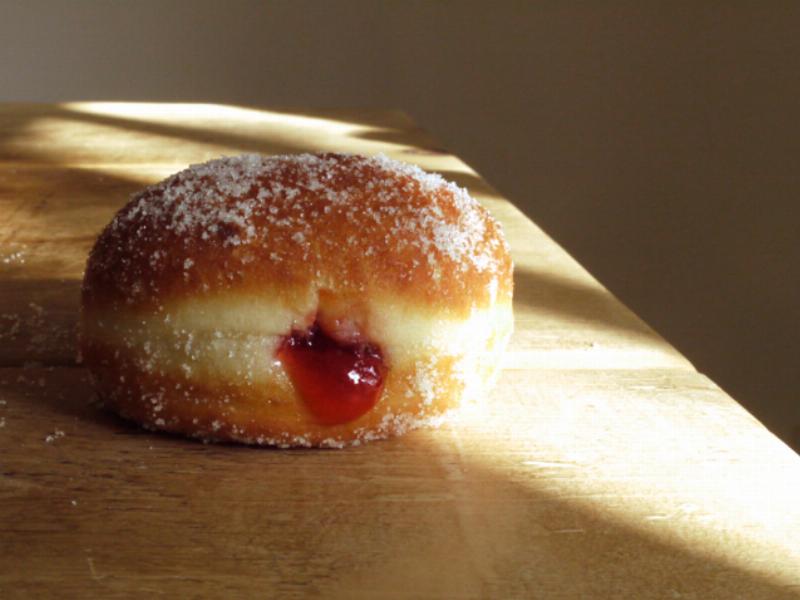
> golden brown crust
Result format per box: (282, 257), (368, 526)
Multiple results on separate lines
(82, 153), (512, 318)
(83, 338), (464, 448)
(80, 153), (514, 447)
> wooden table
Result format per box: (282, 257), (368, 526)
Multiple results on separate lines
(1, 103), (798, 598)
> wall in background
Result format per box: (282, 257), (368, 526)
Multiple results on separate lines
(2, 1), (798, 449)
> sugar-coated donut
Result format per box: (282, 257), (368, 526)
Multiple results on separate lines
(80, 153), (513, 447)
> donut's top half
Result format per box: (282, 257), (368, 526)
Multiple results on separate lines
(82, 153), (513, 320)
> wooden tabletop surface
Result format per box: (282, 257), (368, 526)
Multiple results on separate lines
(1, 103), (798, 598)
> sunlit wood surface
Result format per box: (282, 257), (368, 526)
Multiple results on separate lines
(1, 103), (798, 598)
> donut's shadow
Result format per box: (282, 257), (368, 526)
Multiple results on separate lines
(0, 366), (793, 597)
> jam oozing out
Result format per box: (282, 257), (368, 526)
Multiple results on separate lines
(277, 322), (387, 426)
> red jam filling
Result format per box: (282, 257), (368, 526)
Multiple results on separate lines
(277, 322), (387, 426)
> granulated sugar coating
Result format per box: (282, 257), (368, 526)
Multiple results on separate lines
(80, 153), (514, 447)
(83, 153), (510, 314)
(122, 153), (492, 264)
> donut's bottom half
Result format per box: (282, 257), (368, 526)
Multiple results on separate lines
(85, 347), (467, 447)
(81, 294), (513, 447)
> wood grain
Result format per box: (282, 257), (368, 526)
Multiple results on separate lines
(1, 104), (798, 598)
(1, 368), (799, 598)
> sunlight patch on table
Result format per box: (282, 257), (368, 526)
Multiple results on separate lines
(444, 370), (800, 588)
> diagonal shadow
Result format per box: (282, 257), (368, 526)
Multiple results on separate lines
(513, 265), (662, 341)
(0, 104), (319, 367)
(0, 104), (671, 369)
(0, 367), (797, 597)
(0, 265), (666, 368)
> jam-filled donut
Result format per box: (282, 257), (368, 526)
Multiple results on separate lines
(80, 153), (513, 447)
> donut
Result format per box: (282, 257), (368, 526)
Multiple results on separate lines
(79, 153), (513, 447)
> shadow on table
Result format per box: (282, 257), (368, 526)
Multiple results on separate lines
(0, 268), (661, 368)
(0, 266), (661, 369)
(1, 367), (797, 598)
(1, 103), (667, 369)
(0, 104), (310, 161)
(513, 265), (661, 341)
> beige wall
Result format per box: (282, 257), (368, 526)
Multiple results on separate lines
(2, 1), (798, 449)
